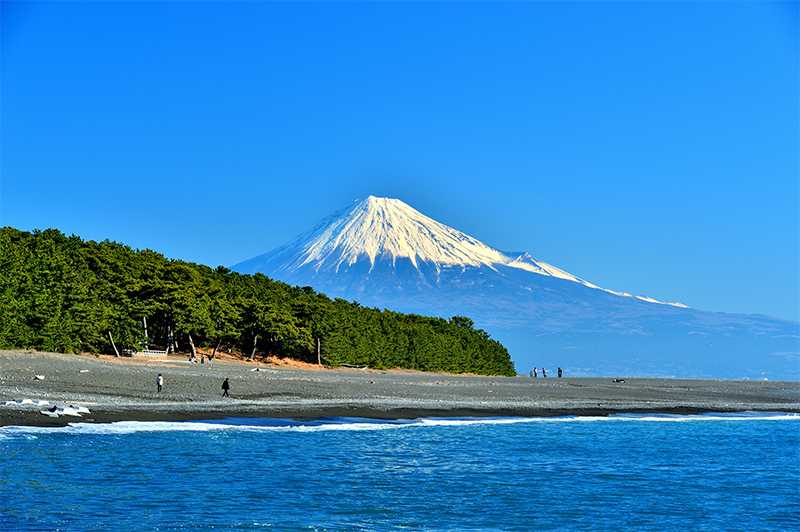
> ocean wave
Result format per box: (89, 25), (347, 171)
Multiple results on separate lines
(1, 411), (797, 436)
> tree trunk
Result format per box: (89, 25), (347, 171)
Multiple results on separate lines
(269, 334), (277, 357)
(108, 331), (120, 357)
(188, 333), (197, 360)
(211, 338), (221, 360)
(167, 324), (174, 354)
(316, 336), (322, 365)
(143, 317), (148, 340)
(249, 334), (258, 361)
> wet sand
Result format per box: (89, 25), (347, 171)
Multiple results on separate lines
(2, 350), (798, 427)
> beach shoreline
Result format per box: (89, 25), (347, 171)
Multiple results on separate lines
(2, 350), (799, 428)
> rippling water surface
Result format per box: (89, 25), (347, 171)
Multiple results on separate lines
(2, 413), (798, 531)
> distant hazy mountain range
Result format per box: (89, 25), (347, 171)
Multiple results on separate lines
(233, 196), (799, 380)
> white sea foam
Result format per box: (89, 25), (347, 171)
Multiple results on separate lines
(2, 412), (797, 436)
(609, 412), (800, 422)
(418, 412), (800, 426)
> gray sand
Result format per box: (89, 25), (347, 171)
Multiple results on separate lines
(1, 350), (798, 427)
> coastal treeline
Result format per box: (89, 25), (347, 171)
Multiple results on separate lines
(0, 228), (515, 376)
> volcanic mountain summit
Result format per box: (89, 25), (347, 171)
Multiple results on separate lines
(233, 196), (799, 380)
(235, 196), (606, 294)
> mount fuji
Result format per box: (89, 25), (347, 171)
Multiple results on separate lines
(233, 196), (799, 380)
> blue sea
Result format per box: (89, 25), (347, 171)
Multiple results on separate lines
(2, 413), (798, 531)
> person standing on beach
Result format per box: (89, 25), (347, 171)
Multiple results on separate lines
(558, 367), (562, 378)
(533, 367), (537, 378)
(542, 368), (546, 377)
(222, 378), (230, 397)
(157, 373), (163, 392)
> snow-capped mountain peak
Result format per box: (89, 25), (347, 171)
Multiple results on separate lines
(299, 195), (512, 270)
(234, 196), (684, 306)
(230, 195), (798, 380)
(248, 196), (588, 282)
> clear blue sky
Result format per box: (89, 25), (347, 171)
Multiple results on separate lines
(2, 1), (798, 322)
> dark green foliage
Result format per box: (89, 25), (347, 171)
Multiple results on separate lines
(0, 227), (515, 376)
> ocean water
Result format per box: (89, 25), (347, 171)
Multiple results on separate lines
(1, 413), (798, 531)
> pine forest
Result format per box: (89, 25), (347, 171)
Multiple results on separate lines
(0, 228), (516, 376)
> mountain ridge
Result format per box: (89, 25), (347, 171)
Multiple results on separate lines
(236, 196), (686, 307)
(232, 196), (799, 380)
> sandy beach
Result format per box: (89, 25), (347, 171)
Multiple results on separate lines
(1, 350), (798, 427)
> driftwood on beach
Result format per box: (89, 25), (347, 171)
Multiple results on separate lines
(1, 350), (798, 428)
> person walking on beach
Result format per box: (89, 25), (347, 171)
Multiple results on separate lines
(222, 378), (230, 397)
(542, 368), (546, 377)
(533, 367), (537, 378)
(157, 373), (163, 392)
(558, 367), (562, 378)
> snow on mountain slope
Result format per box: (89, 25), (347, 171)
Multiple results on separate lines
(301, 196), (505, 270)
(235, 196), (680, 306)
(232, 196), (799, 379)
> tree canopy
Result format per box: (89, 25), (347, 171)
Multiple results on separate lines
(0, 227), (515, 376)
